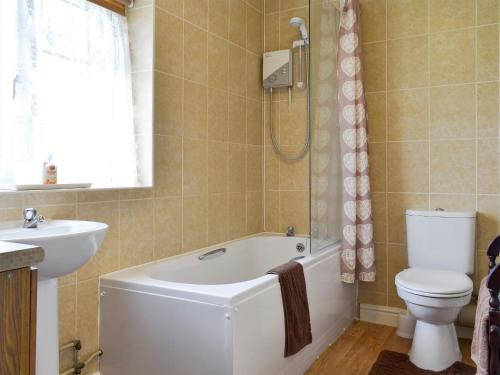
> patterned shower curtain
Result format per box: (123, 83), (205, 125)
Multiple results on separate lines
(338, 0), (375, 283)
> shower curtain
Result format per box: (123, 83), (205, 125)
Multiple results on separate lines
(338, 0), (375, 283)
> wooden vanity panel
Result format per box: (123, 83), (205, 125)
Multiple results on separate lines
(0, 267), (34, 375)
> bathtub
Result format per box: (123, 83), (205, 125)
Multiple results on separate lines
(99, 234), (355, 375)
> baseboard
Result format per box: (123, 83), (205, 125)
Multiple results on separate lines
(360, 303), (474, 340)
(359, 303), (405, 327)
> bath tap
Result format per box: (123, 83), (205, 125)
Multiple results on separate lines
(286, 226), (295, 237)
(23, 208), (45, 228)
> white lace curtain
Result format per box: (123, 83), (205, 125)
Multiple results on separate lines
(0, 0), (137, 187)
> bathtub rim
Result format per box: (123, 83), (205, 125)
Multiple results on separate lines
(100, 233), (341, 306)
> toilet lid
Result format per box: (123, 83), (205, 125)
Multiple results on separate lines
(396, 268), (473, 296)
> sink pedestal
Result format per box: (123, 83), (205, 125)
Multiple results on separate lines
(36, 279), (59, 375)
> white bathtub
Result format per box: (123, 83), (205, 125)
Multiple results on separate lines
(99, 234), (355, 375)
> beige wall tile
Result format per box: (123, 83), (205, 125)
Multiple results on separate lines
(361, 0), (387, 42)
(430, 29), (475, 85)
(430, 0), (474, 32)
(388, 193), (428, 243)
(266, 0), (279, 13)
(246, 52), (262, 101)
(369, 143), (387, 192)
(359, 290), (388, 306)
(184, 23), (208, 85)
(155, 72), (183, 136)
(387, 36), (428, 90)
(366, 92), (387, 143)
(430, 140), (476, 193)
(279, 147), (309, 190)
(228, 95), (247, 143)
(478, 82), (499, 138)
(76, 279), (99, 358)
(265, 13), (280, 51)
(429, 194), (476, 211)
(388, 293), (406, 308)
(387, 89), (428, 141)
(154, 197), (182, 259)
(183, 195), (208, 250)
(208, 34), (229, 91)
(37, 205), (76, 220)
(477, 25), (499, 82)
(477, 0), (499, 25)
(208, 89), (229, 141)
(154, 135), (182, 197)
(430, 84), (475, 139)
(229, 144), (247, 192)
(228, 45), (246, 96)
(247, 146), (263, 191)
(183, 81), (208, 139)
(228, 192), (247, 239)
(185, 0), (208, 29)
(477, 195), (500, 250)
(183, 138), (208, 195)
(387, 141), (429, 192)
(208, 193), (229, 244)
(23, 191), (76, 206)
(477, 139), (500, 194)
(208, 141), (229, 193)
(265, 146), (280, 190)
(247, 99), (263, 145)
(279, 190), (309, 234)
(247, 5), (263, 54)
(156, 0), (182, 17)
(77, 202), (119, 281)
(387, 244), (408, 295)
(364, 42), (387, 92)
(77, 190), (119, 203)
(247, 191), (264, 234)
(280, 0), (307, 11)
(209, 0), (229, 38)
(279, 99), (307, 145)
(229, 0), (247, 47)
(387, 0), (428, 39)
(247, 0), (263, 12)
(265, 190), (280, 232)
(119, 188), (154, 201)
(119, 199), (154, 268)
(155, 9), (183, 77)
(58, 284), (76, 345)
(372, 193), (387, 243)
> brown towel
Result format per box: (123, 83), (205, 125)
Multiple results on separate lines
(472, 277), (490, 375)
(267, 261), (312, 357)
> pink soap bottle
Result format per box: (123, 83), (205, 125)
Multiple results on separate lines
(43, 155), (57, 185)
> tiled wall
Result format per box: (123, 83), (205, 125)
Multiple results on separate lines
(0, 1), (265, 373)
(264, 0), (311, 235)
(359, 0), (500, 308)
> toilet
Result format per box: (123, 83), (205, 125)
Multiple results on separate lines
(395, 209), (475, 371)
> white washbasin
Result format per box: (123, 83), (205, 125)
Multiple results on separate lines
(0, 220), (108, 279)
(0, 219), (108, 375)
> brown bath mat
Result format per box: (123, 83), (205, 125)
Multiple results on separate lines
(368, 351), (475, 375)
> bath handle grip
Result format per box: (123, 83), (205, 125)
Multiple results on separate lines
(198, 248), (226, 260)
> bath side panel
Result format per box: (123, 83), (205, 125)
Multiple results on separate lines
(99, 286), (233, 375)
(232, 248), (356, 375)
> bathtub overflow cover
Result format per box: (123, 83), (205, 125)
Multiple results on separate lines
(296, 243), (305, 253)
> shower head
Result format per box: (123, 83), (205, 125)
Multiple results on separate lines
(289, 17), (309, 43)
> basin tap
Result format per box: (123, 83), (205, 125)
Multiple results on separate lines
(23, 208), (45, 228)
(286, 226), (295, 237)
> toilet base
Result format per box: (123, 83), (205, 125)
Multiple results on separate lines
(409, 321), (461, 371)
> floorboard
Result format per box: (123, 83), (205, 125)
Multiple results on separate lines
(306, 321), (474, 375)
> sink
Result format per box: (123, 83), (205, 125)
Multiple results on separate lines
(0, 220), (108, 279)
(0, 219), (108, 375)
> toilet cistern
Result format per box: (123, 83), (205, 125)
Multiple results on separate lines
(395, 209), (476, 371)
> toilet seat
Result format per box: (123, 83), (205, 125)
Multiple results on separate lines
(396, 268), (473, 298)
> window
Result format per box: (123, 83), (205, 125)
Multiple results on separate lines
(0, 0), (151, 188)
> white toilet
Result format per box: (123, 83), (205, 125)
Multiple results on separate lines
(395, 209), (475, 371)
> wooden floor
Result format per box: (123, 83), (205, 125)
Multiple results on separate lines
(306, 321), (474, 375)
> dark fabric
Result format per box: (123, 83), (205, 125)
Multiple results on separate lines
(267, 261), (312, 357)
(369, 351), (476, 375)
